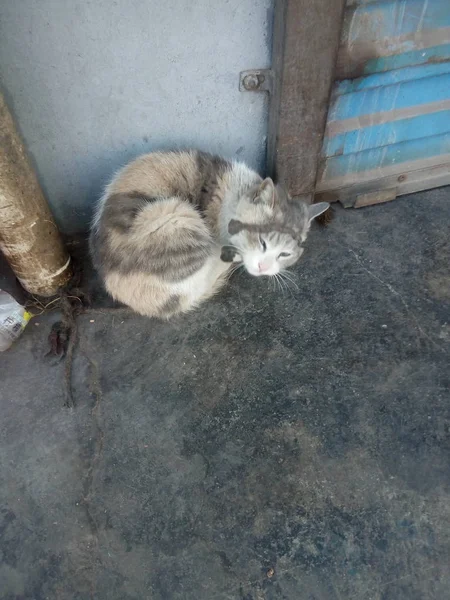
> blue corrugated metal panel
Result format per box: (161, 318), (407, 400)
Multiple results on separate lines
(322, 132), (450, 182)
(337, 0), (450, 79)
(335, 61), (450, 96)
(318, 0), (450, 202)
(324, 111), (450, 157)
(328, 73), (450, 122)
(355, 44), (450, 76)
(343, 0), (450, 45)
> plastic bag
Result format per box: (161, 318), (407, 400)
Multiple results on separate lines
(0, 289), (32, 351)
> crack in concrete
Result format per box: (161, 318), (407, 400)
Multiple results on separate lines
(63, 319), (78, 408)
(75, 337), (106, 599)
(82, 352), (105, 532)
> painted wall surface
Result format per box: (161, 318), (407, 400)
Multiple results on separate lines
(0, 0), (272, 232)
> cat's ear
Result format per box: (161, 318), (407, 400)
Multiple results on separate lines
(254, 178), (275, 207)
(308, 202), (329, 223)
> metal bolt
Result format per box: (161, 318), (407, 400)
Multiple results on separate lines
(243, 73), (261, 91)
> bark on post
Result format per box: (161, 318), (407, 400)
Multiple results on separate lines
(0, 93), (72, 296)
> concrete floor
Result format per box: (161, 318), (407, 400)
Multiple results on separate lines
(1, 188), (450, 600)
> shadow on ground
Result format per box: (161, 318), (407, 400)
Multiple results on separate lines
(1, 188), (450, 599)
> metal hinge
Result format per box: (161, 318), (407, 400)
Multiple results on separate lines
(239, 69), (274, 94)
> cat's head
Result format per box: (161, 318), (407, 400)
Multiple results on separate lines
(221, 178), (329, 276)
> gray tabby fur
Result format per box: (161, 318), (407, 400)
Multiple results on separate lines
(90, 150), (328, 319)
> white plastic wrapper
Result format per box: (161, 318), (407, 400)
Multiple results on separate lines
(0, 289), (31, 351)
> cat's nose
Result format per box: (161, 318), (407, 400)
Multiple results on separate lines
(258, 261), (269, 273)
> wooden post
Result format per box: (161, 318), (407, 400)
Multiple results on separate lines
(267, 0), (345, 201)
(0, 93), (72, 296)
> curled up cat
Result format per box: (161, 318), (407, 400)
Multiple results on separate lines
(90, 150), (329, 319)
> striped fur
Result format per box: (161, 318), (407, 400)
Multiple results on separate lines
(90, 150), (328, 318)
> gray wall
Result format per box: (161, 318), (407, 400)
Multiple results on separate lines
(0, 0), (272, 233)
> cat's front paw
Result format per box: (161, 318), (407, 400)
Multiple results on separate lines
(220, 246), (241, 263)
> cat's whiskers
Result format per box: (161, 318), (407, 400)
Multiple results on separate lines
(271, 274), (280, 293)
(227, 259), (245, 280)
(269, 276), (275, 292)
(229, 262), (244, 274)
(273, 270), (297, 299)
(280, 269), (299, 291)
(273, 272), (287, 295)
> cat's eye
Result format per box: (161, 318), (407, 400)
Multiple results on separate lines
(278, 252), (291, 258)
(259, 236), (267, 252)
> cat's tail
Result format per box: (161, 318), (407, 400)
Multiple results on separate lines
(91, 193), (220, 318)
(130, 196), (214, 281)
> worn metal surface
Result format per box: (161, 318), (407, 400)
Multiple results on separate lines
(0, 94), (72, 296)
(317, 0), (450, 206)
(267, 0), (345, 200)
(337, 0), (450, 80)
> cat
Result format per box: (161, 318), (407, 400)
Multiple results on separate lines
(90, 150), (329, 319)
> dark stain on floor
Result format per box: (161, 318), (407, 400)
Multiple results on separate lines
(1, 188), (450, 599)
